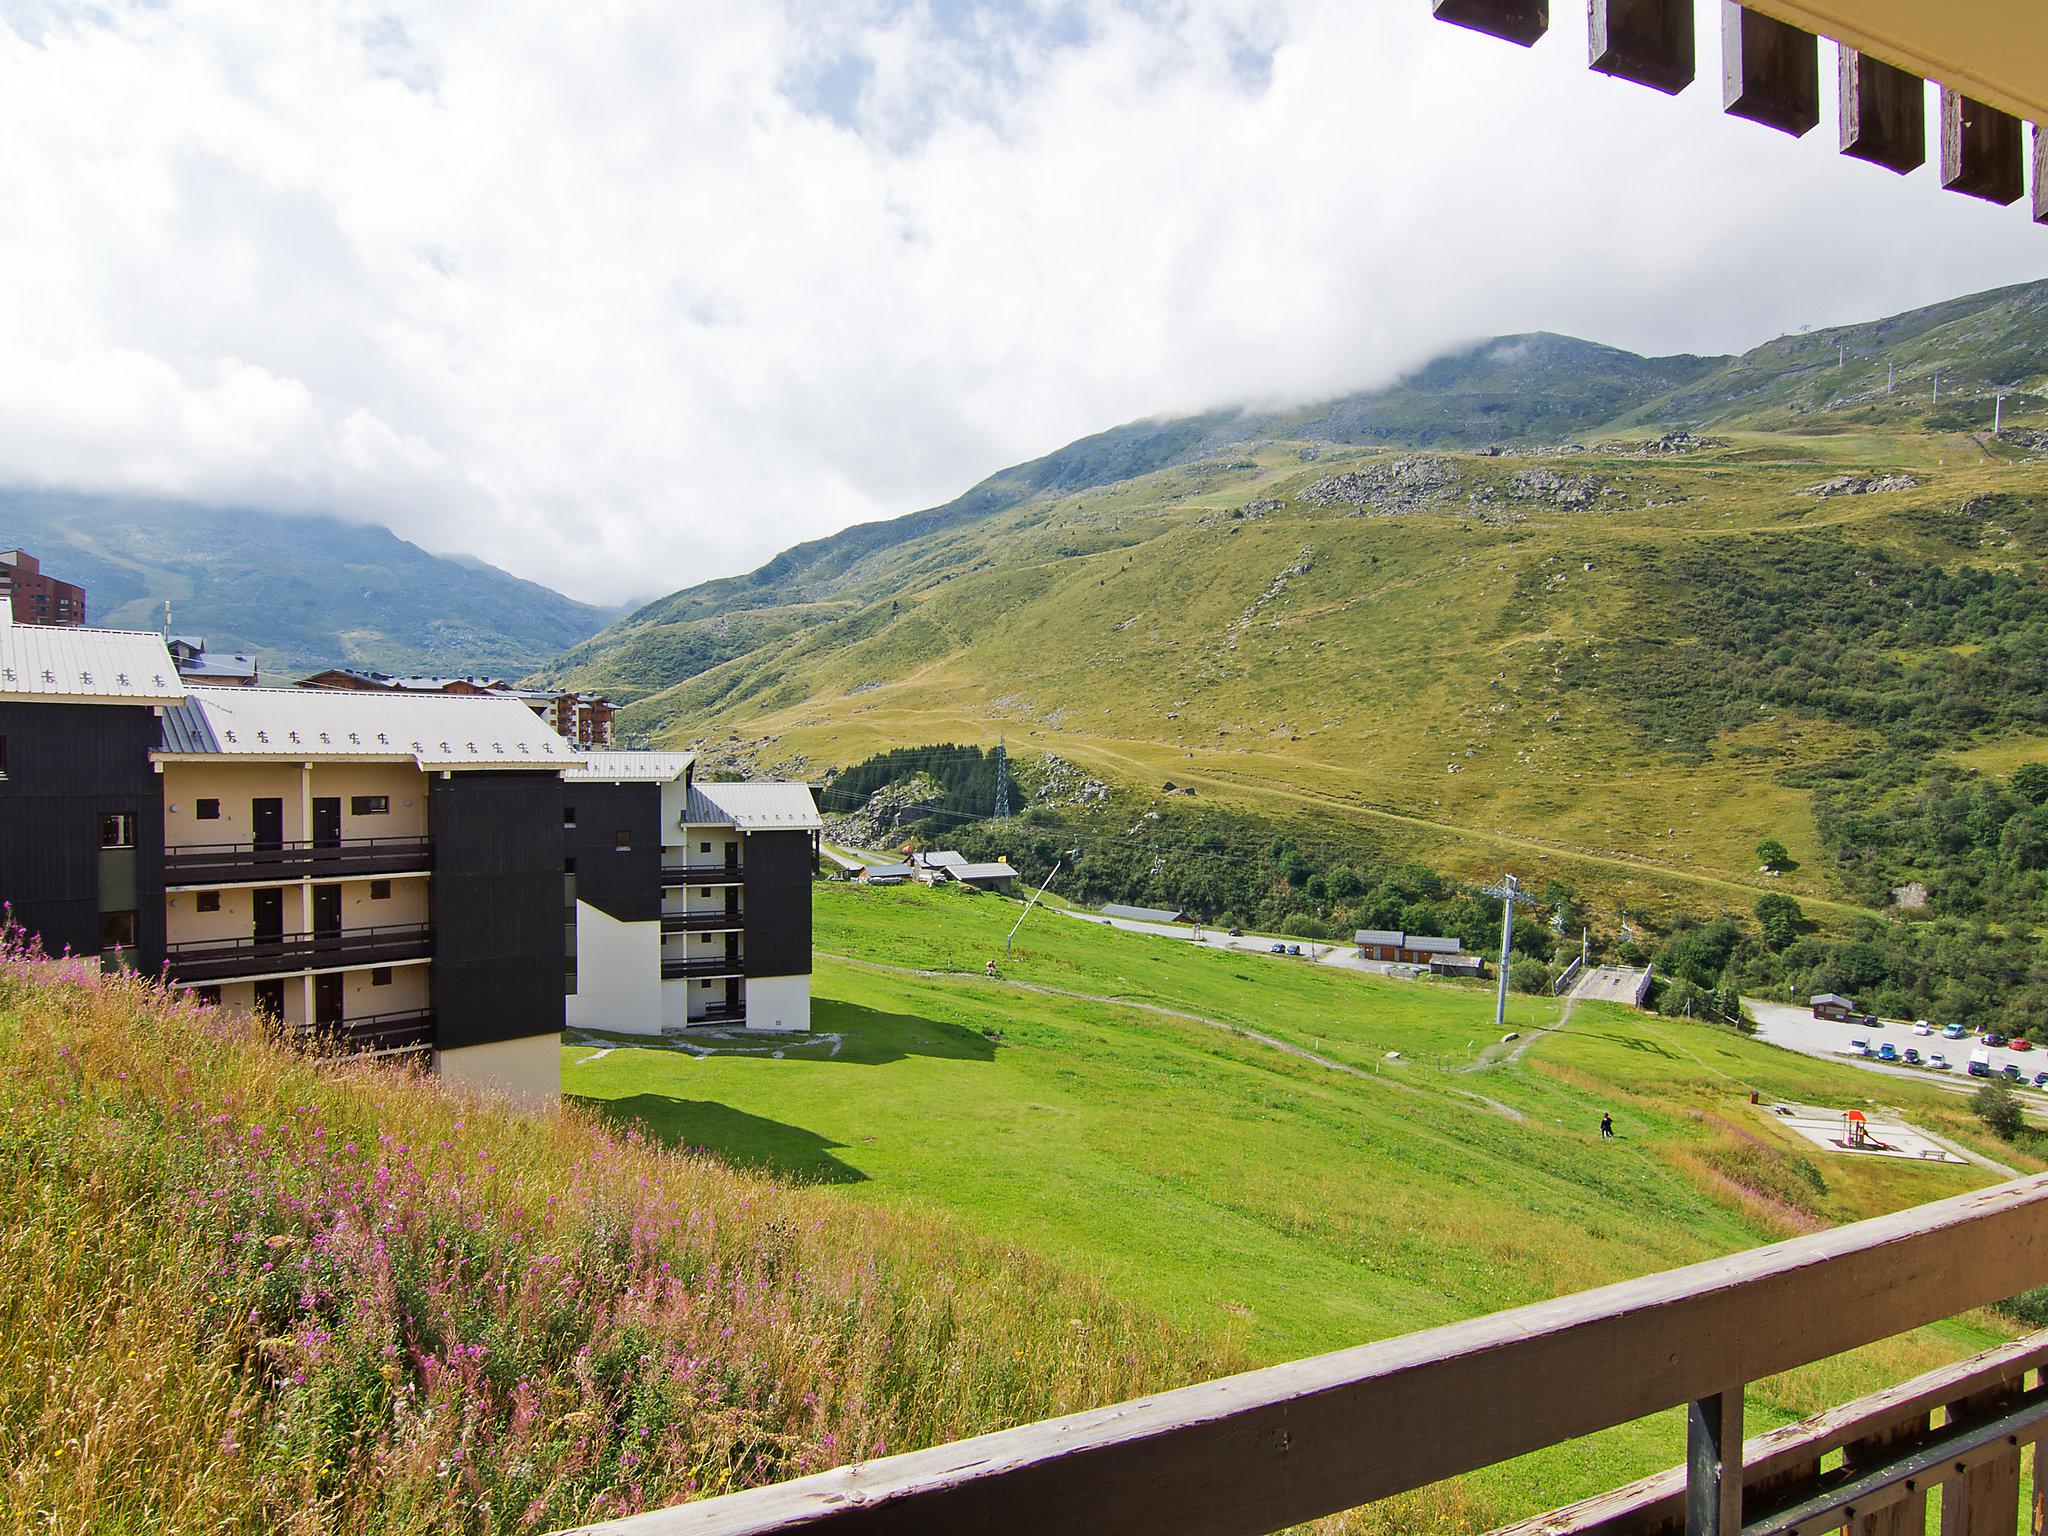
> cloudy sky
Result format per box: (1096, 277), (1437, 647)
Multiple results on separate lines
(0, 0), (2042, 605)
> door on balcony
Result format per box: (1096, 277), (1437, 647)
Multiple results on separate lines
(312, 797), (341, 850)
(313, 884), (341, 940)
(314, 973), (343, 1028)
(253, 979), (285, 1021)
(252, 887), (284, 944)
(723, 978), (741, 1017)
(724, 934), (740, 971)
(251, 797), (284, 852)
(724, 886), (740, 919)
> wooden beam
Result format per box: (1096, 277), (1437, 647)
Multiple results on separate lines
(1591, 0), (1695, 97)
(572, 1177), (2048, 1536)
(1686, 1391), (1745, 1536)
(1941, 88), (2024, 206)
(1839, 47), (1925, 175)
(1432, 0), (1548, 47)
(1723, 3), (1818, 137)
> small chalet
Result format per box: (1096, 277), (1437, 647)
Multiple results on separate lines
(860, 862), (916, 886)
(1355, 930), (1474, 966)
(1812, 992), (1872, 1023)
(949, 860), (1019, 893)
(1100, 903), (1185, 924)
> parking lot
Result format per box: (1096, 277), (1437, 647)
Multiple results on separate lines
(1746, 999), (2048, 1096)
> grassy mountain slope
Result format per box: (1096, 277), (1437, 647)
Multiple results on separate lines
(0, 487), (619, 677)
(571, 880), (2025, 1528)
(545, 280), (2048, 923)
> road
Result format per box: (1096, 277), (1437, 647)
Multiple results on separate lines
(1746, 999), (2048, 1101)
(1051, 907), (1424, 976)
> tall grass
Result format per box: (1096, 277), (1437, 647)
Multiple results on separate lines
(0, 932), (1232, 1534)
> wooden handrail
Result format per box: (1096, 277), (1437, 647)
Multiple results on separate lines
(563, 1176), (2048, 1536)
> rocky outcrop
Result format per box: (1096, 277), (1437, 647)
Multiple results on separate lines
(1803, 473), (1920, 499)
(1298, 456), (1458, 513)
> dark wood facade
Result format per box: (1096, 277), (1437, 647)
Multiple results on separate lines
(563, 781), (661, 924)
(742, 830), (814, 980)
(430, 771), (566, 1049)
(0, 700), (164, 969)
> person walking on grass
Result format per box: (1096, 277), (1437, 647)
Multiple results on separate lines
(1600, 1112), (1614, 1141)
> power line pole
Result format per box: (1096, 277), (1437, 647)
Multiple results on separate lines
(1887, 360), (1895, 395)
(1480, 873), (1536, 1035)
(1995, 389), (2007, 436)
(993, 738), (1010, 821)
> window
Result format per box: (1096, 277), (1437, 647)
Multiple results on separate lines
(100, 910), (137, 951)
(698, 887), (710, 898)
(195, 798), (220, 821)
(350, 795), (390, 816)
(615, 831), (632, 851)
(563, 857), (577, 874)
(370, 968), (392, 987)
(194, 985), (222, 1007)
(99, 812), (136, 849)
(700, 841), (711, 854)
(369, 879), (392, 900)
(196, 891), (221, 913)
(563, 804), (577, 828)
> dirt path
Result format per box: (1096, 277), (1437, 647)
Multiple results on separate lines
(815, 951), (1526, 1122)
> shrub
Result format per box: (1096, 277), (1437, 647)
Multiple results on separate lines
(1973, 1080), (2026, 1141)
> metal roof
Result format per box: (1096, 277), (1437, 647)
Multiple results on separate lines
(685, 780), (823, 831)
(1355, 929), (1404, 947)
(950, 861), (1018, 881)
(919, 850), (969, 867)
(175, 652), (259, 680)
(1812, 993), (1858, 1008)
(565, 750), (696, 783)
(1099, 903), (1185, 924)
(1403, 935), (1463, 954)
(157, 686), (575, 768)
(862, 863), (915, 879)
(0, 617), (184, 704)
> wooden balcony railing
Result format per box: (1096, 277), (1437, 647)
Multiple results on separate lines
(660, 911), (743, 933)
(310, 1008), (434, 1055)
(661, 862), (743, 885)
(166, 923), (433, 983)
(164, 836), (432, 885)
(564, 1174), (2048, 1536)
(660, 955), (742, 980)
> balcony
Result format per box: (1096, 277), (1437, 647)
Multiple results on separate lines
(686, 1003), (746, 1026)
(164, 836), (432, 886)
(661, 861), (743, 885)
(165, 923), (433, 983)
(660, 910), (743, 934)
(660, 955), (742, 980)
(311, 1008), (434, 1054)
(574, 1174), (2048, 1536)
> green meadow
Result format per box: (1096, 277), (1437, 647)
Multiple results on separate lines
(568, 881), (2036, 1526)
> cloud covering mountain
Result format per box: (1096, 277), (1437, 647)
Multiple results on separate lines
(1, 0), (2041, 603)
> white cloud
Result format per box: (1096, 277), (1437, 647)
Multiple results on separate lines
(0, 0), (2040, 604)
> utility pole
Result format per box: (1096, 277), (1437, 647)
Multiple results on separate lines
(993, 738), (1010, 821)
(1995, 390), (2007, 436)
(1480, 873), (1536, 1034)
(1933, 371), (1940, 406)
(1887, 360), (1895, 395)
(1838, 344), (1845, 369)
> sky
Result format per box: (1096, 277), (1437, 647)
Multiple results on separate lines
(0, 0), (2043, 607)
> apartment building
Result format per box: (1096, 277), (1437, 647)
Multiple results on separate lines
(563, 753), (818, 1035)
(0, 606), (819, 1101)
(297, 670), (616, 748)
(0, 549), (86, 626)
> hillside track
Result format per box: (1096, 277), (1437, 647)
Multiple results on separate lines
(815, 950), (1527, 1122)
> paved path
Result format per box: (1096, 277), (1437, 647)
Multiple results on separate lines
(815, 949), (1526, 1122)
(1052, 907), (1424, 977)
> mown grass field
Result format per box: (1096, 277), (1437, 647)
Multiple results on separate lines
(568, 881), (2038, 1526)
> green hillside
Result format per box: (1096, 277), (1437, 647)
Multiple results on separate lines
(569, 880), (2029, 1528)
(0, 487), (620, 678)
(541, 280), (2048, 935)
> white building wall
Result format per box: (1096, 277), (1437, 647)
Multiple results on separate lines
(565, 900), (663, 1035)
(661, 977), (696, 1030)
(746, 973), (810, 1032)
(436, 1033), (560, 1105)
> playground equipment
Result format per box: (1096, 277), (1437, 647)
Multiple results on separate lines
(1842, 1109), (1894, 1152)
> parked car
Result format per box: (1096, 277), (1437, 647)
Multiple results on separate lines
(2033, 1071), (2048, 1089)
(2004, 1063), (2024, 1080)
(1269, 942), (1286, 954)
(1877, 1042), (1897, 1061)
(1848, 1037), (1870, 1055)
(1930, 1054), (1952, 1071)
(1986, 1033), (2011, 1047)
(1969, 1051), (1992, 1077)
(1903, 1047), (1921, 1065)
(2014, 1039), (2034, 1052)
(1944, 1023), (1967, 1039)
(1228, 927), (1243, 937)
(1913, 1022), (1933, 1036)
(1286, 944), (1303, 956)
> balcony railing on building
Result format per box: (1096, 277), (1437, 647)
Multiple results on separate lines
(660, 955), (742, 980)
(567, 1173), (2048, 1536)
(688, 1001), (746, 1026)
(661, 860), (743, 885)
(163, 836), (432, 885)
(165, 923), (433, 983)
(660, 910), (743, 933)
(308, 1008), (434, 1055)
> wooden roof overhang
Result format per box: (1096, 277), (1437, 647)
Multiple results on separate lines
(1433, 0), (2048, 222)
